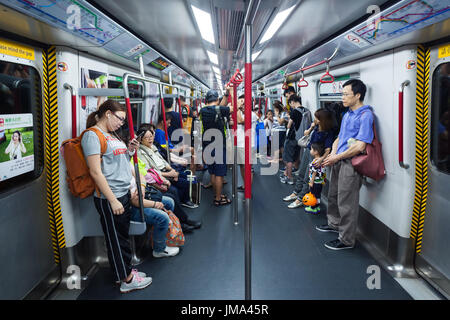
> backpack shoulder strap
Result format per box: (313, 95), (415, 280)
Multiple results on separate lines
(83, 127), (108, 155)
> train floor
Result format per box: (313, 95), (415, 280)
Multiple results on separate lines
(77, 164), (412, 300)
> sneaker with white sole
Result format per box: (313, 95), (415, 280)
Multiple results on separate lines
(283, 194), (297, 202)
(324, 239), (354, 250)
(153, 246), (180, 258)
(288, 200), (303, 209)
(304, 206), (320, 214)
(280, 175), (288, 183)
(120, 274), (152, 293)
(315, 224), (339, 233)
(116, 269), (146, 285)
(287, 178), (294, 185)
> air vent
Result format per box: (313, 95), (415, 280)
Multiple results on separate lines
(216, 7), (245, 50)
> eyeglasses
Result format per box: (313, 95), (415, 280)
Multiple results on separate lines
(112, 113), (126, 123)
(341, 93), (354, 97)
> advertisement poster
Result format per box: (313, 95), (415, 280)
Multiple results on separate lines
(0, 114), (34, 181)
(147, 83), (159, 124)
(149, 56), (171, 71)
(79, 68), (108, 132)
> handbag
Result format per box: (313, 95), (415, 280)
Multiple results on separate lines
(165, 210), (185, 247)
(297, 134), (311, 148)
(149, 210), (185, 248)
(147, 168), (164, 185)
(351, 121), (386, 181)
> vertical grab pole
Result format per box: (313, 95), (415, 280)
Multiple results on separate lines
(123, 76), (146, 231)
(232, 82), (238, 225)
(244, 23), (252, 301)
(177, 95), (184, 129)
(399, 80), (410, 169)
(63, 83), (76, 138)
(159, 84), (171, 164)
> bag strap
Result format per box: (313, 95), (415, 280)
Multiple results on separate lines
(360, 110), (378, 143)
(148, 168), (164, 185)
(80, 127), (108, 197)
(81, 127), (108, 155)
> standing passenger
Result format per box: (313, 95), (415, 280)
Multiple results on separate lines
(318, 79), (374, 250)
(81, 100), (152, 293)
(200, 90), (233, 206)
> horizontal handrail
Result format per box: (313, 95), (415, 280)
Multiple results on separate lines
(285, 47), (339, 78)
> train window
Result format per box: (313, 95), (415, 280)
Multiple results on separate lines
(0, 61), (43, 192)
(431, 62), (450, 174)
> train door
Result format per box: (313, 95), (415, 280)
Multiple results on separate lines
(414, 43), (450, 299)
(0, 41), (56, 299)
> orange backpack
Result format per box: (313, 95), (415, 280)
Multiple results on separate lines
(60, 127), (107, 198)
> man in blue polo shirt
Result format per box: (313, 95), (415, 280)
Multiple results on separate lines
(318, 79), (374, 250)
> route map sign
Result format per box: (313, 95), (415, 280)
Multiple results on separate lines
(354, 0), (450, 44)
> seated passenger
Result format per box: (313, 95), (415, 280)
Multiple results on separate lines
(129, 172), (179, 258)
(136, 125), (199, 209)
(153, 117), (196, 172)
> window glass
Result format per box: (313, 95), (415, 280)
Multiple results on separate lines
(431, 62), (450, 174)
(0, 61), (43, 191)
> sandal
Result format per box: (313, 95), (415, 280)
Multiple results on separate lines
(202, 183), (212, 189)
(214, 196), (232, 206)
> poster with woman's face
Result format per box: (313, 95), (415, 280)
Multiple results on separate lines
(0, 114), (34, 181)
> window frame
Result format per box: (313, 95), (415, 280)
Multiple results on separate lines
(0, 55), (44, 194)
(430, 61), (450, 175)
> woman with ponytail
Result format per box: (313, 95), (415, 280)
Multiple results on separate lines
(81, 100), (152, 293)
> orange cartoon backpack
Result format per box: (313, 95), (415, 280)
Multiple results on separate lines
(302, 192), (317, 207)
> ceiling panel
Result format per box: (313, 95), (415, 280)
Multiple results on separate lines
(90, 0), (211, 84)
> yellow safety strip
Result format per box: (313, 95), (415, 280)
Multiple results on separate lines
(410, 45), (430, 254)
(43, 46), (65, 264)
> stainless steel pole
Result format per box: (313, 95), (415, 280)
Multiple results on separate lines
(244, 23), (252, 301)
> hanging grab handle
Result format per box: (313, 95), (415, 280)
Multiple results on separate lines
(319, 61), (334, 84)
(298, 71), (308, 88)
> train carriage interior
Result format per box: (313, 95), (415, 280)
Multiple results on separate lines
(0, 0), (449, 303)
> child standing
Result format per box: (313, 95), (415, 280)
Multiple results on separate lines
(305, 143), (326, 214)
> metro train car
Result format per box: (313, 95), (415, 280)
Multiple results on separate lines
(0, 0), (449, 302)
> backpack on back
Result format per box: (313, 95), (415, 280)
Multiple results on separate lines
(60, 127), (107, 198)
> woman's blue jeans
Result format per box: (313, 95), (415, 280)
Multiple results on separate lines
(131, 196), (175, 252)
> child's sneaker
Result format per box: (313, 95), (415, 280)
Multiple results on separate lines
(280, 175), (288, 183)
(120, 274), (152, 293)
(287, 178), (294, 185)
(305, 206), (320, 214)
